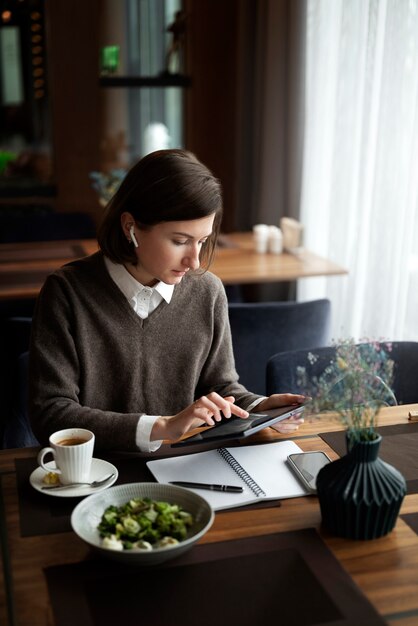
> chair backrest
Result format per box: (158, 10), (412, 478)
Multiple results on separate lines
(0, 317), (34, 447)
(1, 316), (32, 359)
(228, 299), (331, 395)
(266, 341), (418, 405)
(0, 211), (96, 243)
(2, 351), (39, 448)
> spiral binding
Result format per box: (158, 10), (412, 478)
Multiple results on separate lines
(218, 448), (266, 497)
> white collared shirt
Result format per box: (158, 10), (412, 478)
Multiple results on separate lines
(104, 257), (174, 452)
(104, 257), (174, 318)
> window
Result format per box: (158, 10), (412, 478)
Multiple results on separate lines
(99, 0), (185, 172)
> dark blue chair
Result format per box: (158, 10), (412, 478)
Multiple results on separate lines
(228, 299), (331, 395)
(2, 351), (39, 448)
(1, 316), (32, 359)
(0, 211), (96, 243)
(266, 341), (418, 405)
(0, 317), (33, 447)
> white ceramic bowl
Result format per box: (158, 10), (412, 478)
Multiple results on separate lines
(71, 482), (214, 565)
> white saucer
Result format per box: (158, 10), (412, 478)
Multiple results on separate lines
(30, 458), (118, 498)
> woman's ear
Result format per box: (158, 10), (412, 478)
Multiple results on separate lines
(121, 211), (134, 236)
(121, 212), (138, 247)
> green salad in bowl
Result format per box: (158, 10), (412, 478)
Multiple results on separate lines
(71, 482), (214, 565)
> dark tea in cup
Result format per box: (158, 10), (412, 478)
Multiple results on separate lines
(57, 437), (88, 446)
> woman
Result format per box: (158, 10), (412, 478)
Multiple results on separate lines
(29, 149), (304, 451)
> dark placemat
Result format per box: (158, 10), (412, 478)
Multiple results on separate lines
(16, 451), (281, 537)
(400, 513), (418, 535)
(319, 423), (418, 494)
(15, 456), (157, 537)
(44, 528), (386, 626)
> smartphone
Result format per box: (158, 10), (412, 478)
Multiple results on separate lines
(287, 451), (331, 493)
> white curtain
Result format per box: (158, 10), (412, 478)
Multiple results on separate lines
(298, 0), (418, 341)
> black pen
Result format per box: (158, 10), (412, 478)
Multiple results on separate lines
(169, 481), (243, 493)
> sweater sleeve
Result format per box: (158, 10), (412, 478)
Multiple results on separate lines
(28, 273), (141, 451)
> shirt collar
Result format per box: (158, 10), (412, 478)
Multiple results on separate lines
(154, 280), (174, 303)
(104, 256), (174, 304)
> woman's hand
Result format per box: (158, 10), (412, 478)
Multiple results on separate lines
(256, 393), (306, 434)
(151, 393), (249, 442)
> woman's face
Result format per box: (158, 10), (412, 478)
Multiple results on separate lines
(122, 213), (215, 286)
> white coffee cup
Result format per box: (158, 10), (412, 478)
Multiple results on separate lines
(37, 428), (95, 484)
(253, 224), (269, 253)
(268, 226), (283, 254)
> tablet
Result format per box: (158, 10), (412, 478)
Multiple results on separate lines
(171, 403), (304, 448)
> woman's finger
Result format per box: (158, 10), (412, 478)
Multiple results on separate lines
(271, 416), (304, 433)
(194, 395), (227, 423)
(277, 393), (306, 405)
(194, 393), (248, 423)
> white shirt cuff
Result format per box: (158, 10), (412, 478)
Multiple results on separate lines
(245, 397), (267, 412)
(136, 415), (163, 452)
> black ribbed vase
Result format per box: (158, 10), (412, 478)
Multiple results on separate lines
(316, 434), (406, 540)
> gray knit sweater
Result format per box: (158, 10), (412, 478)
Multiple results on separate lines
(29, 252), (260, 451)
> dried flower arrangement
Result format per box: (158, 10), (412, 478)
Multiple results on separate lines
(297, 339), (395, 444)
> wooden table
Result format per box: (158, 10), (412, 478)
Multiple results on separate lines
(0, 405), (417, 626)
(214, 232), (347, 285)
(0, 232), (347, 301)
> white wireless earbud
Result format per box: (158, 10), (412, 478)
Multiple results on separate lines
(129, 225), (139, 248)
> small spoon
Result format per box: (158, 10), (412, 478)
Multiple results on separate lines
(41, 473), (115, 490)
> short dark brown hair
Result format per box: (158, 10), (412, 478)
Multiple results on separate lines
(97, 149), (223, 268)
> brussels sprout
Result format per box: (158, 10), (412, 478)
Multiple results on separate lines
(122, 516), (140, 535)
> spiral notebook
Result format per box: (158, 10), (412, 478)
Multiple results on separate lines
(146, 440), (308, 510)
